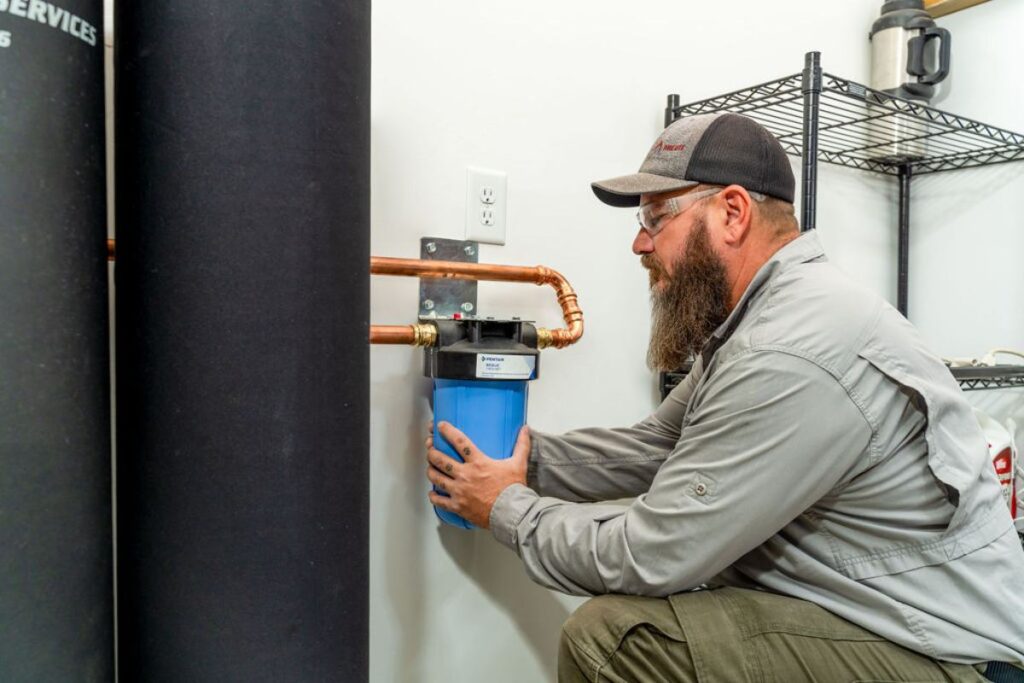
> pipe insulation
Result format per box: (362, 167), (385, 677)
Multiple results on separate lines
(114, 1), (370, 680)
(0, 0), (113, 680)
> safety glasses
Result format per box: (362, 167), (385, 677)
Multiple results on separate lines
(636, 187), (722, 237)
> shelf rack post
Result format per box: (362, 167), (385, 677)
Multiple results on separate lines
(897, 164), (912, 317)
(800, 51), (822, 232)
(665, 94), (680, 128)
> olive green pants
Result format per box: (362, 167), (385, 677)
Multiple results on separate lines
(558, 587), (987, 683)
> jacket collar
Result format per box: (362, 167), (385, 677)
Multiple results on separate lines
(701, 231), (826, 365)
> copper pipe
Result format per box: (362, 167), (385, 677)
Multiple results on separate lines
(369, 257), (584, 349)
(371, 325), (416, 345)
(107, 238), (115, 261)
(369, 324), (437, 347)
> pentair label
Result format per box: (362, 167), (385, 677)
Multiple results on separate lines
(475, 353), (535, 380)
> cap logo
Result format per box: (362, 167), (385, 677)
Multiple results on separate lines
(650, 139), (686, 154)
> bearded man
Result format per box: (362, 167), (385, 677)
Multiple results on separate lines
(424, 113), (1024, 682)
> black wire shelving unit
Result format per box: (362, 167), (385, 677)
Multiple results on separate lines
(949, 366), (1024, 392)
(658, 51), (1024, 398)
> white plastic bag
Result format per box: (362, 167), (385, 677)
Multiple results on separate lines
(974, 409), (1018, 520)
(1012, 419), (1024, 532)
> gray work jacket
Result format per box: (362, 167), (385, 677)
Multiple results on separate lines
(490, 231), (1024, 665)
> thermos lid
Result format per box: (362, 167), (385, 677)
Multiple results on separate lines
(870, 0), (935, 40)
(881, 0), (925, 13)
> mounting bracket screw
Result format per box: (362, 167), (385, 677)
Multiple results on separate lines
(463, 245), (476, 257)
(423, 299), (435, 310)
(425, 242), (438, 255)
(461, 302), (474, 313)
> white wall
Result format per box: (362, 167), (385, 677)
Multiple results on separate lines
(909, 1), (1024, 355)
(370, 2), (1023, 681)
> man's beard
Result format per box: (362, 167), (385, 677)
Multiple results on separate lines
(643, 215), (730, 372)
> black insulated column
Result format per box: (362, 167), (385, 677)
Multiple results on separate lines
(114, 1), (370, 681)
(0, 1), (113, 681)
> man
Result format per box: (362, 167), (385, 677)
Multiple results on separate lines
(425, 113), (1024, 682)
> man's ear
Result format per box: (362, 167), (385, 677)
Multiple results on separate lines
(718, 185), (754, 246)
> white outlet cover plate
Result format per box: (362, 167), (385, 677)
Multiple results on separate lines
(466, 166), (507, 245)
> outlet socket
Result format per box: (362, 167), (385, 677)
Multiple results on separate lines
(466, 167), (507, 245)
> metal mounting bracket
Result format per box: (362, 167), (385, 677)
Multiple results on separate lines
(418, 237), (479, 319)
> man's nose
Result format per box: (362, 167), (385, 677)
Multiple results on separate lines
(632, 228), (654, 255)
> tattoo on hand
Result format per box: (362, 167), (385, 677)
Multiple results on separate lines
(462, 447), (471, 457)
(445, 463), (453, 474)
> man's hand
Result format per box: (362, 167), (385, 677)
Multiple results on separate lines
(425, 421), (530, 529)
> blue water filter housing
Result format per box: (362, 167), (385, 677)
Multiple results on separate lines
(426, 319), (541, 529)
(432, 380), (528, 528)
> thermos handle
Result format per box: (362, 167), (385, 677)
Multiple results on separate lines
(922, 27), (951, 85)
(908, 27), (951, 85)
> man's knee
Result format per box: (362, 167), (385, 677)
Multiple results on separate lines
(560, 595), (623, 666)
(559, 594), (689, 680)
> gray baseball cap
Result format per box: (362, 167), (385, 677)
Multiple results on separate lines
(591, 112), (795, 207)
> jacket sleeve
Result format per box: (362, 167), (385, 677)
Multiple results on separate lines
(489, 350), (872, 597)
(526, 357), (703, 502)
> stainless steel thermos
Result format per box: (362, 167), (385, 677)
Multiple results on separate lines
(869, 0), (952, 160)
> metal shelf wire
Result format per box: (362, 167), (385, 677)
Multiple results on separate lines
(949, 366), (1024, 391)
(671, 73), (1024, 176)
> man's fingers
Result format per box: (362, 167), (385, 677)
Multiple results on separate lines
(438, 421), (479, 462)
(427, 447), (461, 477)
(428, 490), (454, 512)
(424, 420), (435, 449)
(426, 466), (451, 492)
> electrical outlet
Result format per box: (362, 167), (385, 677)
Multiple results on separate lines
(466, 167), (507, 245)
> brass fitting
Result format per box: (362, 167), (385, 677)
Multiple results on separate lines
(411, 323), (437, 347)
(536, 328), (554, 350)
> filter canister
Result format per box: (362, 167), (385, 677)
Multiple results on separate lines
(426, 319), (540, 528)
(432, 379), (528, 528)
